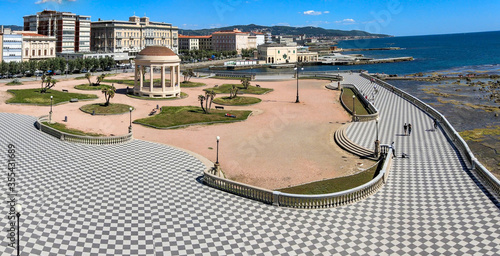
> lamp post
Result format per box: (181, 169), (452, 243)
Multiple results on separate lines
(129, 107), (133, 133)
(216, 136), (220, 165)
(337, 67), (340, 76)
(15, 204), (22, 256)
(376, 118), (379, 141)
(352, 95), (356, 115)
(294, 65), (303, 103)
(49, 95), (53, 123)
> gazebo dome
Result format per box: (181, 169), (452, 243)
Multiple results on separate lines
(138, 46), (177, 57)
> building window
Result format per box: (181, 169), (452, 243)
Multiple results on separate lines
(26, 49), (29, 56)
(45, 50), (47, 56)
(51, 49), (53, 55)
(32, 50), (35, 56)
(39, 50), (41, 56)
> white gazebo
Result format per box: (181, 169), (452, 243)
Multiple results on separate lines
(133, 46), (181, 98)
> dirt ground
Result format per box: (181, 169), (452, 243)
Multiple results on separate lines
(0, 73), (374, 189)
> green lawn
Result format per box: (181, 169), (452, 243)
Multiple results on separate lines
(213, 96), (261, 106)
(74, 84), (112, 90)
(278, 162), (381, 194)
(134, 106), (252, 129)
(126, 92), (188, 100)
(341, 88), (370, 115)
(209, 76), (246, 80)
(205, 84), (273, 95)
(80, 103), (134, 115)
(180, 81), (206, 87)
(6, 80), (23, 85)
(6, 89), (98, 105)
(42, 122), (103, 136)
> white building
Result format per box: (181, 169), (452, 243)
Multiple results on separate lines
(257, 43), (297, 64)
(16, 32), (56, 61)
(2, 29), (22, 62)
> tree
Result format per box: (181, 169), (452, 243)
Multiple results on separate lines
(229, 85), (239, 99)
(40, 75), (57, 93)
(241, 78), (250, 89)
(101, 85), (116, 106)
(95, 74), (105, 86)
(182, 68), (195, 82)
(67, 59), (76, 73)
(198, 95), (206, 114)
(205, 90), (216, 113)
(85, 72), (92, 86)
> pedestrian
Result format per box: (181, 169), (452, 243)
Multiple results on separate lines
(391, 141), (396, 157)
(433, 118), (438, 130)
(408, 123), (412, 135)
(404, 123), (407, 135)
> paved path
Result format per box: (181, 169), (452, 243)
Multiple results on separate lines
(1, 73), (499, 255)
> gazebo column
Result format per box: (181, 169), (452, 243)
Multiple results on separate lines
(176, 64), (181, 87)
(139, 65), (144, 91)
(150, 65), (154, 92)
(170, 66), (174, 88)
(134, 65), (138, 89)
(161, 65), (165, 92)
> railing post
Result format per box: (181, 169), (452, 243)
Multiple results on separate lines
(273, 191), (280, 206)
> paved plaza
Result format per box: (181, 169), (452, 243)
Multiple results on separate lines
(1, 73), (499, 255)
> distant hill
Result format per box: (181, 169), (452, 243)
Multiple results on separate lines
(1, 25), (23, 31)
(179, 24), (390, 38)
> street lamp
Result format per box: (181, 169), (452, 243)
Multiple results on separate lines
(352, 95), (356, 115)
(49, 95), (53, 123)
(15, 204), (21, 256)
(376, 118), (379, 141)
(129, 107), (133, 133)
(216, 136), (220, 165)
(294, 65), (304, 103)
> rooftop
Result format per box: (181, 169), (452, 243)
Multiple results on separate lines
(138, 46), (177, 56)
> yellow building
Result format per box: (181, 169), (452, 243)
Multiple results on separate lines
(16, 32), (56, 61)
(257, 44), (297, 64)
(91, 15), (178, 55)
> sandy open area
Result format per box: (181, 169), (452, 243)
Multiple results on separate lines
(0, 73), (373, 189)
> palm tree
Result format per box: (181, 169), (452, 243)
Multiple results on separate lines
(85, 72), (92, 86)
(229, 85), (239, 99)
(40, 76), (57, 93)
(102, 85), (116, 106)
(96, 74), (105, 86)
(205, 90), (216, 113)
(198, 95), (206, 113)
(241, 78), (250, 90)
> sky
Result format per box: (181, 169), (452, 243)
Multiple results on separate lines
(1, 0), (499, 36)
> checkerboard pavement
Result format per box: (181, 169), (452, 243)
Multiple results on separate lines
(0, 72), (499, 255)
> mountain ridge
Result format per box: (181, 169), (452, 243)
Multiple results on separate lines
(179, 24), (391, 38)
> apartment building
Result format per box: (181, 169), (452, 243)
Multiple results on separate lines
(91, 15), (178, 55)
(178, 35), (212, 51)
(211, 29), (249, 53)
(23, 10), (91, 53)
(2, 29), (22, 62)
(257, 43), (297, 64)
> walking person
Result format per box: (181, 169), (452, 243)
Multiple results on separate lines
(408, 123), (412, 136)
(404, 123), (408, 136)
(433, 118), (438, 131)
(391, 141), (396, 157)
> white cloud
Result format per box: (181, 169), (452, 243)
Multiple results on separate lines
(35, 0), (75, 4)
(335, 18), (356, 24)
(272, 22), (290, 26)
(303, 10), (323, 16)
(324, 11), (330, 14)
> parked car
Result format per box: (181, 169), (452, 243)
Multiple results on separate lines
(81, 69), (88, 73)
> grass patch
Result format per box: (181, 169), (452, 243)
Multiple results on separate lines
(209, 76), (245, 80)
(213, 96), (261, 106)
(74, 84), (112, 90)
(180, 81), (206, 87)
(6, 79), (23, 85)
(126, 92), (188, 100)
(341, 88), (369, 115)
(459, 126), (500, 142)
(6, 89), (98, 105)
(205, 84), (272, 95)
(80, 103), (134, 115)
(134, 106), (252, 128)
(42, 122), (103, 137)
(278, 162), (381, 194)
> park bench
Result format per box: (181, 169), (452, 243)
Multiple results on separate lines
(62, 89), (69, 92)
(215, 106), (224, 110)
(149, 109), (157, 116)
(70, 98), (78, 102)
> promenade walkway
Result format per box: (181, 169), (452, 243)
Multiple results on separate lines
(1, 73), (499, 255)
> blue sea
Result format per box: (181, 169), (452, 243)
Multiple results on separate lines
(231, 30), (500, 75)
